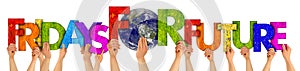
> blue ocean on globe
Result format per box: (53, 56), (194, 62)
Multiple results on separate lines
(119, 8), (158, 51)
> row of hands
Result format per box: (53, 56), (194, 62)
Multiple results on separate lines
(7, 42), (66, 71)
(225, 44), (294, 71)
(7, 37), (294, 71)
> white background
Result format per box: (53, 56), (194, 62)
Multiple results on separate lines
(0, 0), (299, 71)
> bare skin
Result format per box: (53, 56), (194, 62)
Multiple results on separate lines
(263, 48), (275, 71)
(8, 43), (18, 71)
(205, 48), (216, 71)
(107, 39), (120, 71)
(136, 37), (149, 71)
(41, 42), (51, 71)
(54, 44), (67, 71)
(81, 44), (93, 71)
(185, 45), (194, 71)
(225, 48), (236, 71)
(170, 41), (186, 71)
(27, 47), (41, 71)
(240, 47), (253, 71)
(282, 45), (295, 71)
(94, 50), (104, 71)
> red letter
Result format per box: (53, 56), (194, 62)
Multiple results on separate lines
(109, 6), (129, 40)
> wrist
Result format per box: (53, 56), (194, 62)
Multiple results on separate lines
(284, 58), (291, 63)
(44, 58), (50, 62)
(137, 58), (146, 64)
(284, 57), (290, 61)
(9, 56), (14, 59)
(45, 57), (51, 60)
(245, 58), (250, 61)
(96, 60), (101, 64)
(31, 59), (37, 63)
(176, 53), (182, 57)
(227, 59), (233, 63)
(58, 57), (64, 61)
(110, 55), (116, 59)
(45, 56), (51, 59)
(58, 57), (65, 60)
(210, 59), (214, 62)
(83, 57), (90, 61)
(32, 58), (38, 61)
(267, 58), (273, 62)
(185, 56), (191, 60)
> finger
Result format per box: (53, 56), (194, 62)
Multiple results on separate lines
(64, 46), (67, 51)
(144, 38), (148, 51)
(177, 41), (181, 44)
(226, 47), (230, 52)
(286, 44), (291, 51)
(138, 38), (142, 51)
(176, 47), (180, 53)
(116, 45), (120, 50)
(12, 47), (17, 51)
(44, 42), (50, 51)
(62, 44), (65, 49)
(269, 48), (274, 52)
(142, 37), (147, 51)
(85, 44), (91, 52)
(35, 47), (40, 51)
(62, 47), (66, 52)
(282, 44), (286, 52)
(141, 37), (145, 51)
(81, 46), (85, 54)
(240, 49), (243, 55)
(101, 50), (104, 55)
(9, 43), (15, 46)
(111, 45), (120, 49)
(9, 43), (16, 48)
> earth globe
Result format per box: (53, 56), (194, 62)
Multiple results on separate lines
(119, 8), (158, 51)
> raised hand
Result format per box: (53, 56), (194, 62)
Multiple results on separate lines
(225, 48), (235, 62)
(136, 37), (149, 71)
(32, 47), (41, 60)
(175, 41), (186, 57)
(107, 39), (120, 71)
(7, 43), (17, 58)
(95, 50), (104, 63)
(81, 44), (91, 60)
(282, 45), (295, 71)
(170, 41), (186, 71)
(185, 45), (193, 59)
(240, 47), (250, 60)
(108, 39), (120, 57)
(205, 48), (213, 61)
(28, 47), (41, 71)
(41, 42), (51, 71)
(8, 43), (18, 71)
(59, 44), (67, 59)
(263, 48), (276, 71)
(42, 42), (51, 59)
(94, 50), (105, 71)
(136, 37), (148, 64)
(54, 44), (67, 71)
(225, 48), (236, 71)
(240, 47), (253, 71)
(81, 44), (93, 71)
(267, 48), (275, 61)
